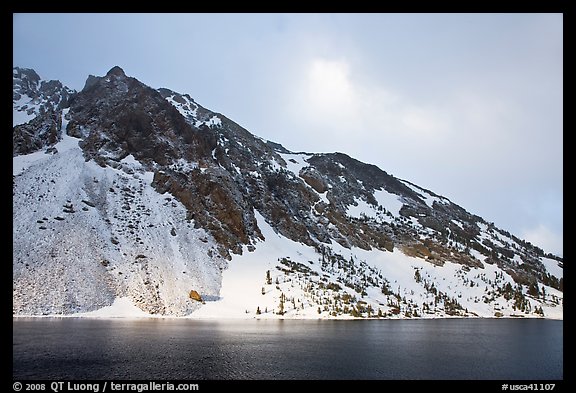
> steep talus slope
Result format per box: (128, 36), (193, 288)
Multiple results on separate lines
(13, 131), (225, 316)
(13, 66), (563, 318)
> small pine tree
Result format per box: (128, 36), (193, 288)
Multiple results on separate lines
(528, 282), (540, 297)
(534, 305), (544, 316)
(317, 307), (321, 314)
(261, 287), (266, 295)
(414, 269), (422, 283)
(266, 270), (272, 285)
(256, 306), (261, 315)
(278, 292), (285, 315)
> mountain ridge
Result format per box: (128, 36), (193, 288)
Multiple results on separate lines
(13, 66), (563, 319)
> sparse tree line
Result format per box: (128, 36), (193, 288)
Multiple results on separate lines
(250, 243), (559, 319)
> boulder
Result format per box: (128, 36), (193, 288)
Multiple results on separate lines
(189, 290), (203, 302)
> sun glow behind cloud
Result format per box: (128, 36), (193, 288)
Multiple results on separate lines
(307, 59), (354, 111)
(291, 57), (453, 147)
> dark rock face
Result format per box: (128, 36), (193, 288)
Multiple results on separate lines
(13, 109), (61, 156)
(13, 67), (75, 114)
(13, 67), (41, 101)
(106, 66), (126, 77)
(68, 69), (215, 167)
(12, 67), (76, 154)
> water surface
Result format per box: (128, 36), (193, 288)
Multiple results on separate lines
(13, 318), (563, 380)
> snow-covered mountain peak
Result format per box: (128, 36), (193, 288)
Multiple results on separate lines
(13, 66), (563, 319)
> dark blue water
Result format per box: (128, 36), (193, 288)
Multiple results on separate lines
(13, 318), (562, 380)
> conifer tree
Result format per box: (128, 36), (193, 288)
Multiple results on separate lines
(266, 270), (272, 285)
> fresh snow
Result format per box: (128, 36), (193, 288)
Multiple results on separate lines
(206, 115), (222, 127)
(13, 136), (225, 316)
(400, 180), (449, 208)
(278, 153), (311, 177)
(13, 149), (52, 176)
(168, 158), (198, 173)
(190, 210), (562, 320)
(120, 154), (140, 167)
(74, 297), (152, 318)
(13, 95), (39, 126)
(317, 191), (329, 205)
(374, 188), (404, 217)
(269, 157), (283, 172)
(346, 189), (402, 221)
(13, 110), (36, 127)
(346, 197), (375, 219)
(164, 95), (198, 120)
(451, 219), (464, 229)
(13, 132), (80, 176)
(61, 107), (70, 131)
(191, 211), (328, 319)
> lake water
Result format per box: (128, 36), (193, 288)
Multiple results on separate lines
(13, 318), (562, 380)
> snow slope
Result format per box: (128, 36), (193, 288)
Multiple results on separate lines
(13, 94), (38, 126)
(13, 133), (226, 316)
(192, 212), (563, 320)
(17, 139), (559, 319)
(192, 211), (324, 319)
(74, 297), (152, 318)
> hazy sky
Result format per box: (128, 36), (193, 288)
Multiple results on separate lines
(13, 13), (563, 256)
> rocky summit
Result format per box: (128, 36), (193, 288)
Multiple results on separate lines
(13, 66), (563, 319)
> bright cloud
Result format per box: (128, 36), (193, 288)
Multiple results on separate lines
(307, 59), (355, 113)
(293, 57), (451, 143)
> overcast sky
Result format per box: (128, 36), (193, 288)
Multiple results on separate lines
(13, 13), (563, 256)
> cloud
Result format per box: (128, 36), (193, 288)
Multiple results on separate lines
(400, 106), (450, 137)
(307, 59), (354, 110)
(521, 225), (563, 257)
(285, 56), (452, 152)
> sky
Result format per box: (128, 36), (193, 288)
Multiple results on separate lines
(13, 13), (563, 256)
